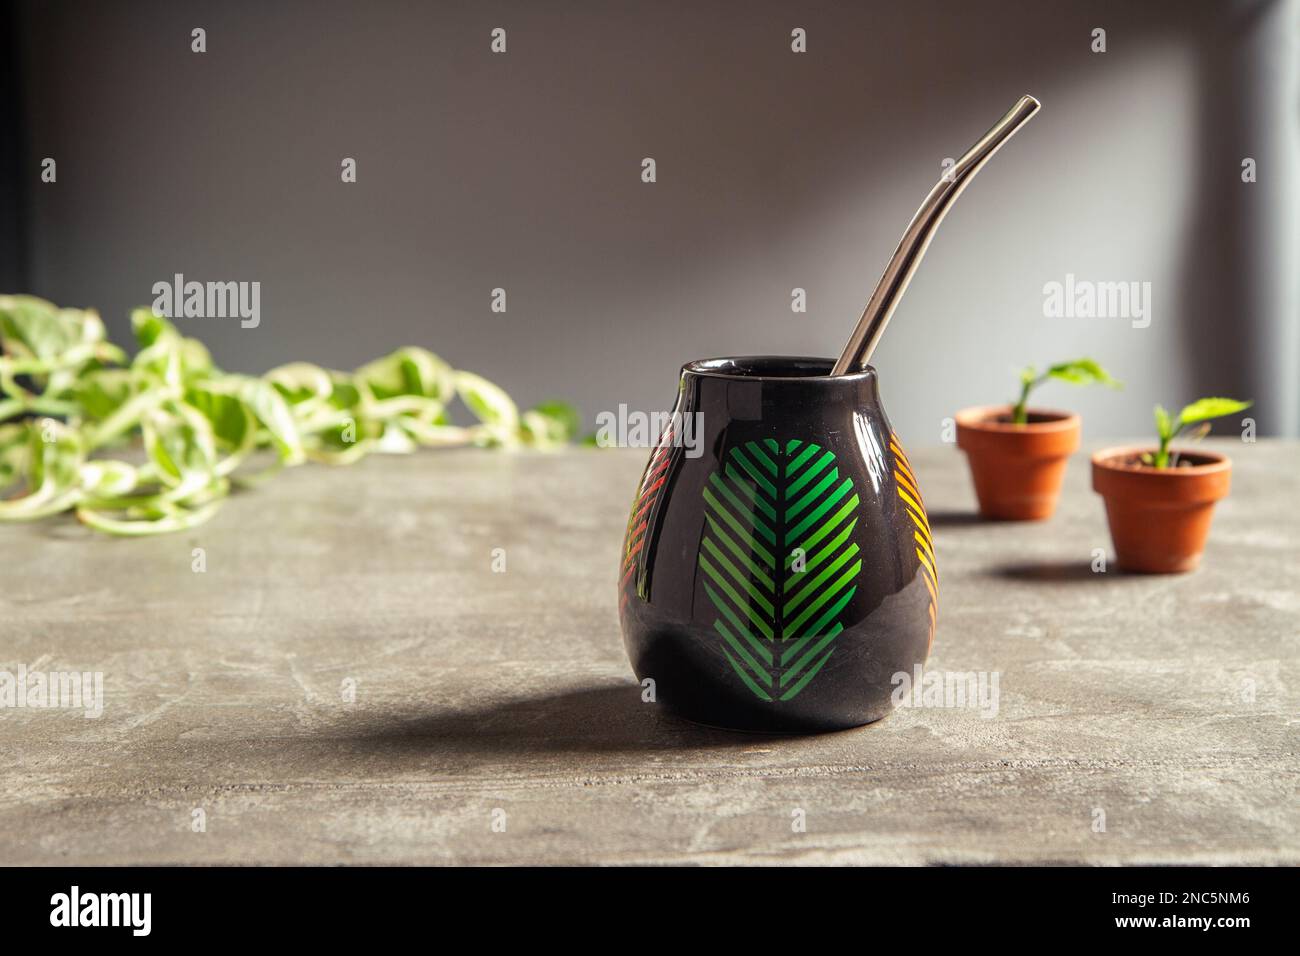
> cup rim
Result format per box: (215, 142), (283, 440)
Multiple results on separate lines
(683, 355), (876, 383)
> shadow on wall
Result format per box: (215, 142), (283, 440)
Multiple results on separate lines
(1179, 5), (1247, 404)
(1178, 0), (1297, 436)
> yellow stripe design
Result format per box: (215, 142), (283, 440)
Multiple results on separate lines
(891, 433), (937, 654)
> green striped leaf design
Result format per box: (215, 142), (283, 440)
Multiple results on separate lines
(698, 438), (862, 701)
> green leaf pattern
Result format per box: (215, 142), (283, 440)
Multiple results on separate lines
(699, 438), (862, 701)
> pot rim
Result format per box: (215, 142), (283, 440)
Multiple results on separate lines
(683, 356), (876, 384)
(954, 404), (1080, 433)
(1091, 445), (1232, 475)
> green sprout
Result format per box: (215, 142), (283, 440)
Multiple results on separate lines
(1147, 397), (1253, 468)
(0, 295), (578, 535)
(1011, 358), (1120, 424)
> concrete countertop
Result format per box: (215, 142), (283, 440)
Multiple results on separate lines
(1, 439), (1296, 864)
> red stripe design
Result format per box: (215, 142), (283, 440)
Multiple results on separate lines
(619, 424), (676, 612)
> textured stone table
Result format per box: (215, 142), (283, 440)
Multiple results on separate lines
(1, 439), (1296, 864)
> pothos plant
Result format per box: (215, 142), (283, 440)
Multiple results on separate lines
(1147, 397), (1252, 468)
(0, 295), (579, 535)
(1011, 358), (1120, 424)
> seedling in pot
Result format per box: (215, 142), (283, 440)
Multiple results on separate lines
(1011, 358), (1120, 425)
(1147, 397), (1253, 468)
(1092, 395), (1254, 574)
(954, 358), (1120, 520)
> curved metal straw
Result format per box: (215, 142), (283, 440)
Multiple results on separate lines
(831, 94), (1041, 375)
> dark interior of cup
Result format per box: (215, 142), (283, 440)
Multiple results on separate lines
(686, 356), (837, 379)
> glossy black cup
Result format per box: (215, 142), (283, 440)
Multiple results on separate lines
(618, 357), (937, 733)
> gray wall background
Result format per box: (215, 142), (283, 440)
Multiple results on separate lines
(13, 0), (1299, 442)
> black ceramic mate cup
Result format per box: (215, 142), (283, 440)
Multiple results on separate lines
(618, 357), (937, 733)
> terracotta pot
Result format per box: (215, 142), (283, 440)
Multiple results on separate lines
(954, 405), (1080, 520)
(1091, 447), (1231, 573)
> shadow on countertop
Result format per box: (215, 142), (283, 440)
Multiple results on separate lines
(990, 560), (1113, 582)
(336, 684), (818, 756)
(924, 510), (988, 528)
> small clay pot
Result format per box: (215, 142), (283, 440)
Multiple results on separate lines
(954, 405), (1080, 520)
(1091, 447), (1231, 573)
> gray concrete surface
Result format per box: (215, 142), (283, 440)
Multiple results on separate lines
(1, 439), (1296, 865)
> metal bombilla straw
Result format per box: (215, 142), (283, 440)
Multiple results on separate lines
(831, 94), (1041, 376)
